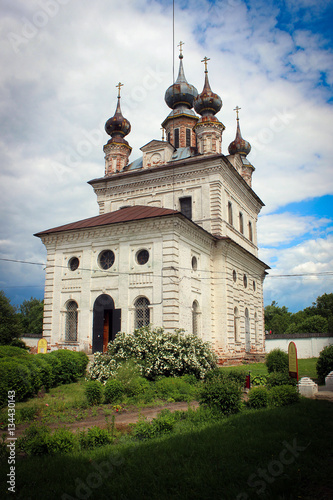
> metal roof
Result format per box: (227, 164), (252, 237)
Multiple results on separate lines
(35, 205), (179, 237)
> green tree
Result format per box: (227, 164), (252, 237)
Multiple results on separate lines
(19, 298), (44, 335)
(264, 301), (292, 334)
(285, 315), (328, 334)
(0, 290), (24, 345)
(305, 293), (333, 333)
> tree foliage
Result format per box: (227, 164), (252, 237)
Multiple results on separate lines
(265, 293), (333, 334)
(19, 297), (44, 335)
(0, 290), (24, 345)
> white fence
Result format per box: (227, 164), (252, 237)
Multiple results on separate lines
(265, 333), (333, 358)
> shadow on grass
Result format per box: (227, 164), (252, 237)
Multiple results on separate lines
(1, 399), (332, 500)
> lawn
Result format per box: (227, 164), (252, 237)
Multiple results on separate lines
(221, 358), (319, 381)
(1, 398), (331, 500)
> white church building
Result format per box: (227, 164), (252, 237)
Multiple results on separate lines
(35, 49), (269, 363)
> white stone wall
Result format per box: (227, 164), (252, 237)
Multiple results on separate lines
(90, 155), (262, 257)
(265, 336), (333, 358)
(40, 213), (266, 359)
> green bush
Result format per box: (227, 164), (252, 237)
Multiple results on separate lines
(266, 371), (297, 388)
(85, 380), (103, 405)
(316, 345), (333, 384)
(49, 350), (80, 384)
(251, 375), (268, 386)
(248, 387), (269, 409)
(18, 423), (51, 456)
(269, 384), (299, 407)
(155, 376), (197, 402)
(132, 410), (176, 440)
(32, 355), (53, 391)
(79, 426), (113, 449)
(104, 379), (125, 403)
(266, 349), (289, 374)
(18, 357), (42, 394)
(88, 326), (217, 382)
(74, 351), (89, 377)
(204, 368), (246, 388)
(125, 376), (150, 397)
(199, 379), (242, 415)
(47, 428), (76, 454)
(0, 346), (29, 358)
(0, 360), (33, 405)
(41, 354), (62, 386)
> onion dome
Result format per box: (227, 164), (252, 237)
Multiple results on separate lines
(105, 82), (131, 144)
(194, 57), (222, 117)
(228, 106), (251, 156)
(165, 46), (198, 110)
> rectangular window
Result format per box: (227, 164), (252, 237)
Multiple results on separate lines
(239, 212), (244, 234)
(228, 202), (233, 225)
(174, 128), (180, 149)
(186, 128), (191, 147)
(249, 221), (253, 242)
(180, 197), (192, 219)
(167, 132), (171, 143)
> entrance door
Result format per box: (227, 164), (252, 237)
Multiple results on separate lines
(103, 310), (110, 352)
(92, 294), (121, 353)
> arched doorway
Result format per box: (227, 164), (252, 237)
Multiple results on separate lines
(92, 294), (121, 353)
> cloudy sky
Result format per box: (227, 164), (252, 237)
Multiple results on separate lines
(0, 0), (332, 313)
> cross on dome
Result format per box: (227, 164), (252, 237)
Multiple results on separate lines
(116, 82), (124, 98)
(234, 106), (241, 120)
(201, 56), (210, 73)
(178, 41), (184, 56)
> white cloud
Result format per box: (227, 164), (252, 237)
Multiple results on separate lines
(260, 235), (333, 311)
(0, 0), (332, 310)
(258, 212), (331, 246)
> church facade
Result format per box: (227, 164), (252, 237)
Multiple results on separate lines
(36, 49), (269, 363)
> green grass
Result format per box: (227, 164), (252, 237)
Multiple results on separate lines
(221, 358), (319, 381)
(1, 398), (332, 499)
(298, 357), (318, 380)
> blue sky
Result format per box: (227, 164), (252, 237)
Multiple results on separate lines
(0, 0), (332, 313)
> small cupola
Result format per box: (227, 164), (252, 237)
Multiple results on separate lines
(227, 106), (254, 187)
(103, 82), (132, 176)
(193, 57), (225, 155)
(162, 42), (199, 150)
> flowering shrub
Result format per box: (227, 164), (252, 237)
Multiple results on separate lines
(87, 326), (217, 383)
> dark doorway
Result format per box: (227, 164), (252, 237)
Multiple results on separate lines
(92, 294), (121, 353)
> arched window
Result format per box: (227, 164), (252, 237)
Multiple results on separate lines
(192, 300), (200, 336)
(134, 297), (150, 329)
(186, 128), (191, 147)
(174, 128), (180, 148)
(65, 301), (78, 342)
(234, 307), (240, 342)
(254, 312), (259, 342)
(245, 308), (251, 352)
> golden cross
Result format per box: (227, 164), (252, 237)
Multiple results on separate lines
(234, 106), (241, 119)
(201, 56), (210, 72)
(116, 82), (124, 98)
(178, 41), (184, 55)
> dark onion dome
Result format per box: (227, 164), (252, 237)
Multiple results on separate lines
(228, 108), (251, 156)
(194, 62), (222, 117)
(105, 83), (131, 144)
(165, 53), (198, 110)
